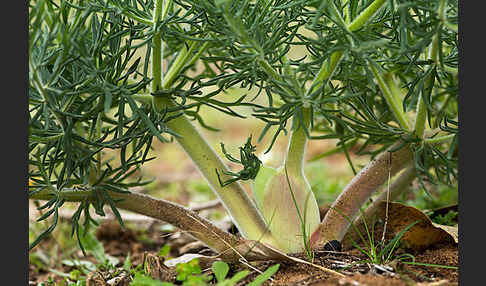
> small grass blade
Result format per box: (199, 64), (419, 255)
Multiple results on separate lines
(378, 220), (420, 263)
(401, 261), (458, 270)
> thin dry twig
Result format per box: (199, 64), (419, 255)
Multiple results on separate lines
(380, 152), (393, 245)
(285, 255), (346, 278)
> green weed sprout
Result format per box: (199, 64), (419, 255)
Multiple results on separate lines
(130, 260), (279, 286)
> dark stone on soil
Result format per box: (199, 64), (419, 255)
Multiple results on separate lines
(323, 240), (342, 252)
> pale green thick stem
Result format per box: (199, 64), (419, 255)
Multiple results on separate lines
(151, 0), (164, 93)
(285, 108), (311, 176)
(149, 4), (274, 245)
(252, 106), (320, 253)
(309, 0), (388, 94)
(222, 3), (310, 166)
(443, 65), (458, 76)
(414, 2), (443, 139)
(438, 0), (457, 32)
(369, 64), (412, 130)
(414, 95), (427, 138)
(347, 0), (387, 32)
(438, 0), (447, 26)
(415, 44), (439, 137)
(186, 41), (211, 69)
(383, 73), (406, 115)
(122, 11), (153, 25)
(254, 18), (320, 252)
(284, 108), (321, 252)
(150, 0), (174, 90)
(424, 134), (455, 144)
(219, 4), (322, 252)
(382, 72), (414, 132)
(343, 0), (351, 24)
(162, 41), (200, 89)
(309, 51), (344, 96)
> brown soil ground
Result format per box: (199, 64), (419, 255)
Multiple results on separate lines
(29, 219), (458, 286)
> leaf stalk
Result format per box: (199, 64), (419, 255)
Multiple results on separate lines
(310, 143), (413, 248)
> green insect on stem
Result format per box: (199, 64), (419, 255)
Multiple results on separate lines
(217, 136), (262, 187)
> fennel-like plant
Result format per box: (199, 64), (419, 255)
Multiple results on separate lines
(29, 0), (458, 262)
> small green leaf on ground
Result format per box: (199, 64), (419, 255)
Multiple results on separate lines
(212, 261), (229, 282)
(228, 270), (250, 284)
(158, 245), (171, 257)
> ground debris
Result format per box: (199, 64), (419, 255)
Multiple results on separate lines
(86, 271), (106, 286)
(86, 269), (131, 286)
(143, 252), (177, 282)
(30, 209), (459, 286)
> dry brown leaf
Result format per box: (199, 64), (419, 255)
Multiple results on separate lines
(375, 201), (456, 251)
(432, 223), (458, 243)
